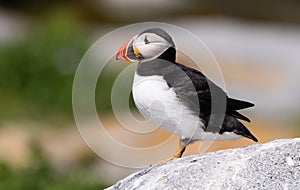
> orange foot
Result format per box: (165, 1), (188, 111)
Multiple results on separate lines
(150, 140), (188, 166)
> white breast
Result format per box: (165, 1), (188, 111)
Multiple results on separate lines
(132, 73), (203, 139)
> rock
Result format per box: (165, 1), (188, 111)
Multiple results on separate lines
(107, 138), (300, 190)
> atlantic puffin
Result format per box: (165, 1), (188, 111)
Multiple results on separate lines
(116, 28), (257, 164)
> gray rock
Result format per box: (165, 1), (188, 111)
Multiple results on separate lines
(107, 138), (300, 190)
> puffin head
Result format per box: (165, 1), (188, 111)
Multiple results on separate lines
(116, 28), (176, 62)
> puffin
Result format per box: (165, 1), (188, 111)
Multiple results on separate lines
(116, 28), (257, 164)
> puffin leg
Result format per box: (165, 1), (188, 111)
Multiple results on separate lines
(150, 137), (194, 166)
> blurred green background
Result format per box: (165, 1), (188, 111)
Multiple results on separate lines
(0, 0), (300, 189)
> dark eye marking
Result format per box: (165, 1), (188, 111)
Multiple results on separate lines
(144, 36), (149, 44)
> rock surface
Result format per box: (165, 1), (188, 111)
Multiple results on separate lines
(107, 138), (300, 190)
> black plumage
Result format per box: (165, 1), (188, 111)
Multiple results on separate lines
(135, 39), (257, 142)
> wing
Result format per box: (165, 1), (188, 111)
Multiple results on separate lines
(163, 62), (254, 122)
(163, 62), (257, 141)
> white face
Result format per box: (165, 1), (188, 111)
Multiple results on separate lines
(133, 33), (173, 60)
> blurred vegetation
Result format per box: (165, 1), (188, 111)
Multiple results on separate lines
(0, 143), (109, 190)
(0, 12), (86, 121)
(0, 11), (133, 123)
(0, 12), (137, 122)
(0, 5), (134, 189)
(95, 61), (136, 114)
(0, 12), (116, 186)
(1, 0), (300, 24)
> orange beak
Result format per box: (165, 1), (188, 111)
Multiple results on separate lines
(116, 35), (137, 62)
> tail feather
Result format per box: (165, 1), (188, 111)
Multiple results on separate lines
(227, 98), (254, 111)
(222, 116), (258, 142)
(233, 120), (258, 142)
(231, 110), (251, 122)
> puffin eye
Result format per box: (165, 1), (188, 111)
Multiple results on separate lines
(144, 36), (149, 44)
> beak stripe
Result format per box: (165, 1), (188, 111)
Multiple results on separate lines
(123, 40), (132, 62)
